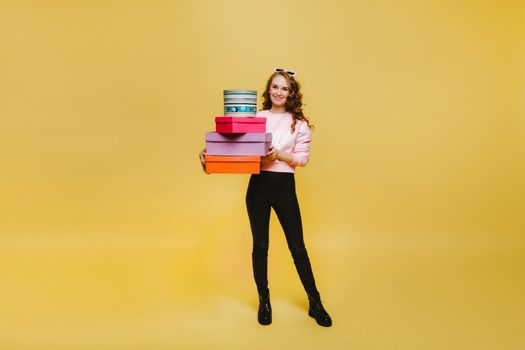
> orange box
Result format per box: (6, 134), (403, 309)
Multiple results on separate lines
(205, 155), (260, 174)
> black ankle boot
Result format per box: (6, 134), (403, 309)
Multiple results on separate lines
(258, 293), (272, 325)
(308, 294), (332, 327)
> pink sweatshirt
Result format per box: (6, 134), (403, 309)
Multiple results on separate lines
(257, 110), (312, 173)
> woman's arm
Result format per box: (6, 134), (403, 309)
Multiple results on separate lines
(265, 147), (294, 164)
(289, 122), (312, 167)
(264, 122), (311, 166)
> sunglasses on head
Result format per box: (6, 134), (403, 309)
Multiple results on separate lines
(274, 68), (297, 77)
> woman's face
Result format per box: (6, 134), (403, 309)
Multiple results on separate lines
(269, 75), (290, 108)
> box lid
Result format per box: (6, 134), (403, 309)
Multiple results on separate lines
(205, 155), (260, 163)
(223, 90), (257, 95)
(215, 116), (266, 124)
(205, 132), (272, 142)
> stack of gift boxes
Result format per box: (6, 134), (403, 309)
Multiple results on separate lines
(205, 90), (272, 174)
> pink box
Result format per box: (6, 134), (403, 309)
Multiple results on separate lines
(206, 132), (272, 156)
(215, 116), (266, 133)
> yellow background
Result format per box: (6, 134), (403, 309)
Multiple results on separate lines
(1, 0), (523, 349)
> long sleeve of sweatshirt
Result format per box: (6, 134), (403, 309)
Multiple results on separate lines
(257, 110), (311, 173)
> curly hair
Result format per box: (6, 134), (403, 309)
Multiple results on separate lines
(261, 72), (314, 133)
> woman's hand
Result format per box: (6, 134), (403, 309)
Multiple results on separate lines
(199, 148), (207, 173)
(262, 146), (294, 164)
(262, 146), (280, 162)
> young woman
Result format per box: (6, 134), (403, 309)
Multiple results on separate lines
(200, 69), (332, 327)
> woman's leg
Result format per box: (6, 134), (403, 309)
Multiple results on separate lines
(271, 175), (321, 300)
(246, 174), (272, 297)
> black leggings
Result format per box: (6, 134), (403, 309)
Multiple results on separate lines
(245, 171), (320, 300)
